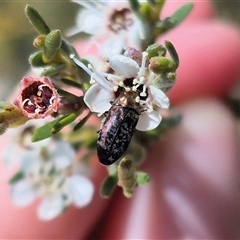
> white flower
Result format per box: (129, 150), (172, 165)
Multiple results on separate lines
(9, 140), (94, 221)
(2, 119), (50, 168)
(68, 1), (145, 56)
(71, 50), (170, 131)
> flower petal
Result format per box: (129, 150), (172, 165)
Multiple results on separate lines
(84, 83), (112, 115)
(20, 151), (41, 175)
(136, 110), (162, 131)
(70, 9), (103, 36)
(101, 37), (125, 57)
(10, 179), (36, 207)
(2, 146), (20, 167)
(67, 175), (94, 208)
(37, 195), (64, 221)
(108, 55), (139, 78)
(149, 85), (170, 109)
(51, 141), (75, 170)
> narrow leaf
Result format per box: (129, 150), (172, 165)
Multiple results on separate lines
(29, 51), (46, 67)
(147, 0), (157, 5)
(100, 175), (118, 198)
(170, 2), (194, 26)
(135, 171), (150, 185)
(43, 30), (62, 62)
(61, 39), (76, 56)
(159, 111), (182, 130)
(128, 0), (140, 12)
(57, 88), (79, 98)
(40, 64), (65, 77)
(52, 112), (80, 133)
(32, 118), (60, 142)
(25, 5), (51, 35)
(73, 112), (92, 131)
(60, 78), (83, 89)
(165, 40), (179, 68)
(9, 171), (24, 184)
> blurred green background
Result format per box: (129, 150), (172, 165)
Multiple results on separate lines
(0, 1), (79, 98)
(0, 1), (239, 99)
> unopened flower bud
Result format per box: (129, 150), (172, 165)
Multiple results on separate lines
(124, 47), (142, 66)
(117, 157), (137, 198)
(152, 72), (177, 92)
(33, 35), (45, 48)
(139, 2), (163, 23)
(146, 43), (166, 59)
(149, 56), (176, 74)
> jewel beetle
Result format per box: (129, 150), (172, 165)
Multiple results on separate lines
(97, 89), (141, 165)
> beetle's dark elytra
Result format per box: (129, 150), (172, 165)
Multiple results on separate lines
(97, 90), (140, 165)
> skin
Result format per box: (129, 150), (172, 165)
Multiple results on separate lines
(0, 0), (240, 238)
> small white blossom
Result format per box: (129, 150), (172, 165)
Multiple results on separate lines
(68, 1), (145, 56)
(9, 140), (94, 221)
(2, 119), (49, 168)
(2, 120), (94, 221)
(72, 50), (170, 131)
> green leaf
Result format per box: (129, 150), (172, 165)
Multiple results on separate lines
(100, 174), (118, 198)
(60, 78), (83, 89)
(9, 171), (24, 184)
(147, 0), (157, 5)
(52, 112), (80, 133)
(129, 0), (140, 12)
(165, 40), (179, 68)
(0, 122), (8, 135)
(152, 0), (165, 9)
(57, 89), (78, 98)
(25, 5), (51, 35)
(0, 101), (29, 128)
(135, 171), (150, 185)
(29, 51), (46, 67)
(43, 30), (62, 62)
(159, 111), (182, 130)
(40, 64), (65, 77)
(169, 2), (194, 26)
(155, 2), (193, 36)
(32, 118), (60, 142)
(73, 112), (92, 131)
(61, 39), (76, 56)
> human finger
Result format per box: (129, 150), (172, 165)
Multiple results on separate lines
(0, 145), (108, 239)
(94, 98), (240, 239)
(161, 21), (240, 104)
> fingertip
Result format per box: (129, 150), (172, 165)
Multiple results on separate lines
(0, 155), (108, 239)
(161, 21), (240, 104)
(95, 98), (240, 239)
(150, 98), (240, 238)
(161, 0), (214, 23)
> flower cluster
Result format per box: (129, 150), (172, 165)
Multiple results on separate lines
(3, 120), (94, 221)
(0, 0), (193, 219)
(73, 46), (172, 131)
(68, 1), (142, 56)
